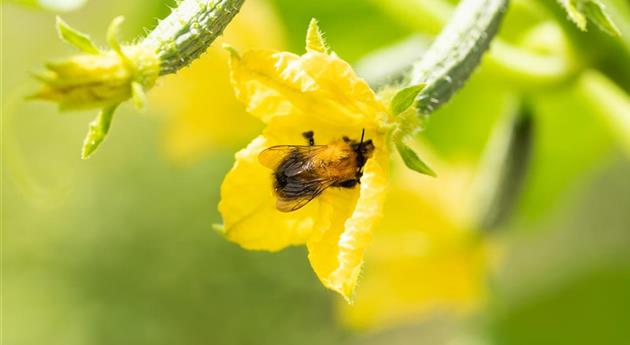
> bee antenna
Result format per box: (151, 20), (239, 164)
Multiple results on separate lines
(360, 128), (365, 145)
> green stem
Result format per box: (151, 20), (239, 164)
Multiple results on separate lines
(370, 0), (575, 92)
(33, 0), (246, 158)
(409, 0), (509, 114)
(143, 0), (246, 75)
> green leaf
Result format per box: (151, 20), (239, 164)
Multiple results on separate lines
(107, 16), (126, 58)
(81, 105), (118, 159)
(558, 0), (621, 36)
(131, 82), (146, 110)
(56, 16), (100, 54)
(395, 138), (437, 177)
(583, 0), (621, 36)
(390, 83), (426, 116)
(562, 0), (588, 30)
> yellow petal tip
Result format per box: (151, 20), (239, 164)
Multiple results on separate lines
(305, 18), (329, 54)
(324, 279), (356, 304)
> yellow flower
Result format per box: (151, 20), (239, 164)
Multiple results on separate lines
(151, 0), (285, 162)
(338, 155), (496, 329)
(217, 20), (391, 301)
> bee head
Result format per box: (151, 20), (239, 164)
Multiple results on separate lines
(356, 139), (374, 159)
(352, 129), (375, 169)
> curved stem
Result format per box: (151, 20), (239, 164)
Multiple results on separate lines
(33, 0), (246, 158)
(409, 0), (509, 114)
(143, 0), (245, 75)
(370, 0), (576, 107)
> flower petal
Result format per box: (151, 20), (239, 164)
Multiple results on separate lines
(229, 50), (318, 123)
(338, 163), (491, 329)
(153, 48), (263, 160)
(300, 52), (387, 125)
(219, 135), (321, 251)
(150, 0), (286, 161)
(222, 35), (392, 299)
(229, 49), (387, 128)
(218, 123), (388, 256)
(307, 140), (389, 301)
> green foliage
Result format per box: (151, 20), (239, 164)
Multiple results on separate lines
(557, 0), (621, 36)
(34, 0), (246, 158)
(5, 0), (630, 343)
(81, 105), (118, 159)
(106, 16), (125, 58)
(394, 138), (437, 177)
(56, 17), (100, 54)
(389, 83), (426, 116)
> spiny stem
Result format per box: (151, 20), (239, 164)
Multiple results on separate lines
(363, 1), (575, 91)
(409, 0), (509, 114)
(379, 0), (508, 177)
(143, 0), (246, 75)
(33, 0), (246, 158)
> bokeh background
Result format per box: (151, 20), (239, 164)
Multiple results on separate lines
(3, 0), (630, 344)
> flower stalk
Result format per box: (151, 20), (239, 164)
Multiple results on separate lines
(32, 0), (245, 159)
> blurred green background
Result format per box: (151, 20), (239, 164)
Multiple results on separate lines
(2, 0), (630, 344)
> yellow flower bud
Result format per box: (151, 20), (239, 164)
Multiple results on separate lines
(32, 46), (159, 111)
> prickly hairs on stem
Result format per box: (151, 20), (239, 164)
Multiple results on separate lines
(31, 0), (245, 159)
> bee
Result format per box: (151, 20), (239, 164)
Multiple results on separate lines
(259, 129), (375, 212)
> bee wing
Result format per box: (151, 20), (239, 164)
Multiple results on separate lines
(275, 177), (336, 212)
(259, 144), (338, 212)
(258, 145), (327, 173)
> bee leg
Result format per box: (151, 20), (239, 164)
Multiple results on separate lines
(302, 131), (315, 146)
(342, 136), (351, 143)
